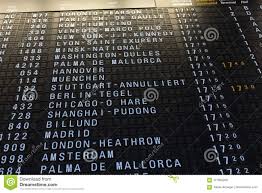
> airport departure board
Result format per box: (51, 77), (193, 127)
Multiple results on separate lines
(0, 0), (262, 175)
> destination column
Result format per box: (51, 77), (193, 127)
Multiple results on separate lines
(38, 10), (107, 174)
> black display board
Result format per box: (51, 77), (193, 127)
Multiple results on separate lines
(0, 2), (262, 174)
